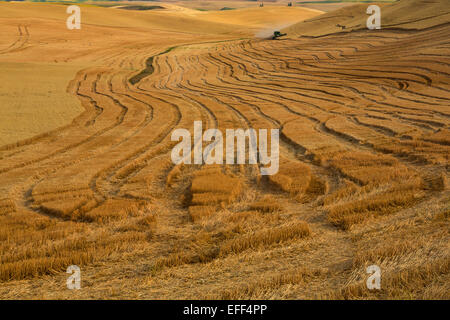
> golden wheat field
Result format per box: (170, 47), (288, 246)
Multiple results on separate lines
(0, 0), (449, 300)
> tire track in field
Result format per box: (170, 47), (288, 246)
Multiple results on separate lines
(0, 25), (29, 55)
(176, 34), (447, 198)
(16, 52), (176, 217)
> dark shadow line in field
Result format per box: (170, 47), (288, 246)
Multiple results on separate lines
(129, 38), (251, 85)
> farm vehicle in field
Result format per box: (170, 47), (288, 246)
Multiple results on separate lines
(272, 31), (287, 40)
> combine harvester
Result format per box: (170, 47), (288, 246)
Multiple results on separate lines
(272, 31), (287, 40)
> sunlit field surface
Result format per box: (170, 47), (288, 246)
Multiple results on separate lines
(0, 0), (448, 299)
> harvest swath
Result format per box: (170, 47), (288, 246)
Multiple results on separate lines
(0, 0), (448, 299)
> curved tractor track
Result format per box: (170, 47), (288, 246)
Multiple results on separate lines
(0, 23), (449, 299)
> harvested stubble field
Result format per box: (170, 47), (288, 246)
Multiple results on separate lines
(0, 0), (449, 299)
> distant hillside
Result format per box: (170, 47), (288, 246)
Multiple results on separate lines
(283, 0), (450, 37)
